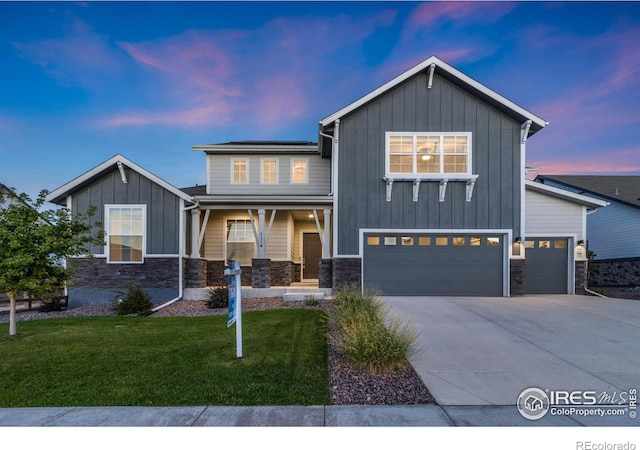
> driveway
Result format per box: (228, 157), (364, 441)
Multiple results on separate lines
(382, 295), (640, 407)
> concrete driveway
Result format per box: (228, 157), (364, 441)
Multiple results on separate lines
(382, 295), (640, 407)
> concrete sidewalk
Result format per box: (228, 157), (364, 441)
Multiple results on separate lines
(1, 404), (637, 427)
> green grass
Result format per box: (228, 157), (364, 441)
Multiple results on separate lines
(0, 309), (329, 407)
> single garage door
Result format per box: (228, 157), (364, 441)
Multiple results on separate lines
(525, 238), (569, 294)
(363, 233), (505, 296)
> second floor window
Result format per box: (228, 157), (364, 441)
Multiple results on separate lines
(232, 159), (249, 184)
(291, 159), (308, 184)
(386, 132), (471, 177)
(261, 159), (278, 184)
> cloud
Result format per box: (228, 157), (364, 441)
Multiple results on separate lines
(529, 147), (640, 176)
(13, 18), (124, 86)
(97, 11), (397, 131)
(408, 1), (517, 28)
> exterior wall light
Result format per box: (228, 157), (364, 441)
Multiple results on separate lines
(514, 236), (522, 243)
(577, 240), (585, 246)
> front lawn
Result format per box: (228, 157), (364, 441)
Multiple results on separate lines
(0, 309), (329, 407)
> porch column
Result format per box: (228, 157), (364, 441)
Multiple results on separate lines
(190, 209), (201, 258)
(257, 208), (266, 258)
(323, 209), (331, 258)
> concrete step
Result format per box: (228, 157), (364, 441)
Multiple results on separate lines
(282, 292), (325, 302)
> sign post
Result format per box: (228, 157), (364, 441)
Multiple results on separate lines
(224, 260), (242, 358)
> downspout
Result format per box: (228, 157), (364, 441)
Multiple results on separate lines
(140, 199), (199, 315)
(318, 127), (335, 196)
(332, 120), (340, 258)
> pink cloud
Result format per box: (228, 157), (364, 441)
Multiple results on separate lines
(100, 103), (236, 128)
(408, 1), (516, 28)
(529, 147), (640, 176)
(98, 11), (397, 130)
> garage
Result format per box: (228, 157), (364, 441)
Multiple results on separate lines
(362, 233), (506, 296)
(524, 237), (569, 294)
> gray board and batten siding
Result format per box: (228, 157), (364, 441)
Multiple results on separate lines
(71, 167), (181, 256)
(336, 71), (522, 256)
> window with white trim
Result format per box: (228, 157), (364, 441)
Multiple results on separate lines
(261, 158), (278, 184)
(386, 132), (471, 177)
(226, 219), (255, 265)
(106, 205), (145, 263)
(231, 159), (249, 184)
(291, 159), (308, 184)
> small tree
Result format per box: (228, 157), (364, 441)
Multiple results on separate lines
(0, 188), (104, 336)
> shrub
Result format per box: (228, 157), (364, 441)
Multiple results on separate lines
(39, 297), (67, 313)
(206, 286), (229, 309)
(113, 285), (153, 315)
(332, 284), (419, 374)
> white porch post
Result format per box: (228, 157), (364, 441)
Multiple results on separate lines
(190, 208), (201, 258)
(258, 208), (266, 258)
(323, 209), (331, 258)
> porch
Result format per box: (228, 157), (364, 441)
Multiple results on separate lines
(186, 201), (333, 289)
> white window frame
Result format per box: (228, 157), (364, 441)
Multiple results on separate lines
(290, 158), (309, 184)
(260, 158), (279, 184)
(224, 217), (256, 265)
(231, 159), (249, 184)
(385, 132), (473, 179)
(105, 204), (146, 264)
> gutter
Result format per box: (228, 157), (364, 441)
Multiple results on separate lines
(139, 199), (199, 316)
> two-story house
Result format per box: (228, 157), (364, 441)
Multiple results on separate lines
(46, 56), (606, 305)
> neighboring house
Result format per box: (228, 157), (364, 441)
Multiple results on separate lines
(534, 175), (640, 287)
(46, 56), (608, 303)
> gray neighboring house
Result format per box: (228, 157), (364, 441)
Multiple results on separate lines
(534, 175), (640, 287)
(46, 154), (194, 305)
(46, 56), (609, 303)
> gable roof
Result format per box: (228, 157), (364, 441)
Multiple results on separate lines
(46, 154), (193, 205)
(535, 175), (640, 209)
(525, 179), (608, 210)
(320, 55), (548, 134)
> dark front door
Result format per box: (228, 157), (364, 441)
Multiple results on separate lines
(302, 233), (322, 279)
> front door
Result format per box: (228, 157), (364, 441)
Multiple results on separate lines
(302, 233), (322, 279)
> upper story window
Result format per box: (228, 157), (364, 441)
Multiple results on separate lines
(106, 205), (145, 263)
(261, 158), (278, 184)
(291, 159), (308, 184)
(231, 159), (249, 184)
(386, 132), (471, 178)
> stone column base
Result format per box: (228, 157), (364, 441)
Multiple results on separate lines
(575, 260), (587, 295)
(332, 258), (361, 290)
(510, 259), (525, 296)
(319, 259), (333, 288)
(251, 258), (271, 288)
(184, 258), (207, 288)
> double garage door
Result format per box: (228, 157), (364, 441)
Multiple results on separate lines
(363, 233), (505, 296)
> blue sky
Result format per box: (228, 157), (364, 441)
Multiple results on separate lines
(1, 1), (639, 199)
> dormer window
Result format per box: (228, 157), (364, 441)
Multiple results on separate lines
(386, 132), (471, 178)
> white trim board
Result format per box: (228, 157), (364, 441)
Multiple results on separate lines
(46, 154), (193, 205)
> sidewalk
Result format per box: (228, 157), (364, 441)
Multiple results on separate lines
(1, 405), (636, 426)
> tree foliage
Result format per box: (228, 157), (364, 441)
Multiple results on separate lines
(0, 187), (105, 335)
